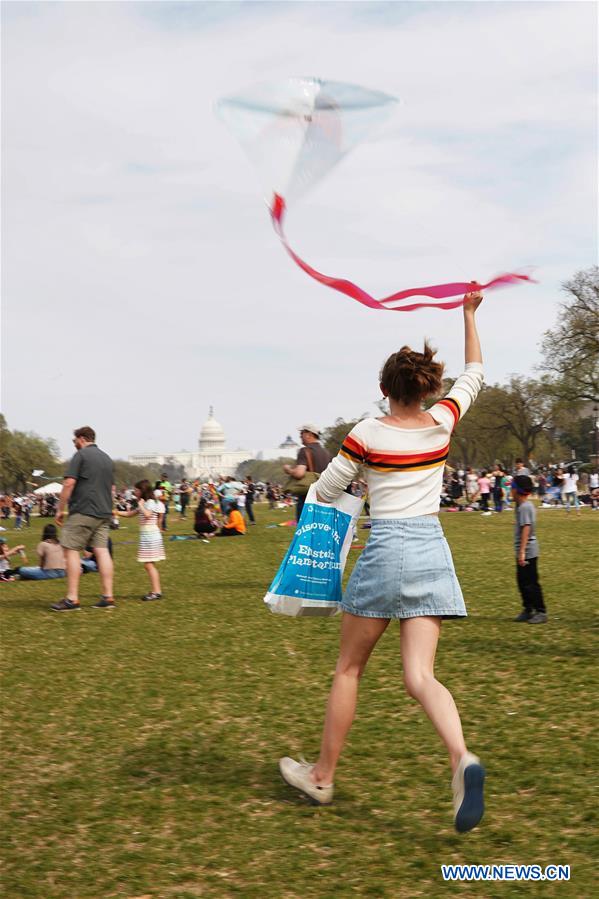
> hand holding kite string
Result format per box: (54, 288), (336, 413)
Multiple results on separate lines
(217, 77), (534, 311)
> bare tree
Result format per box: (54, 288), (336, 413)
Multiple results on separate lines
(473, 377), (557, 462)
(540, 266), (599, 402)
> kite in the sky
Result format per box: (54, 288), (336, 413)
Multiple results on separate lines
(216, 77), (532, 311)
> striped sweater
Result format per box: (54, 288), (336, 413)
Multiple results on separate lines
(317, 362), (484, 519)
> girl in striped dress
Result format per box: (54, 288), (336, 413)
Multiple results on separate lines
(117, 479), (165, 601)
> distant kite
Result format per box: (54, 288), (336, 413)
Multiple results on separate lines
(217, 76), (533, 311)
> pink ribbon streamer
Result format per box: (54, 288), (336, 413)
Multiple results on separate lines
(270, 193), (533, 311)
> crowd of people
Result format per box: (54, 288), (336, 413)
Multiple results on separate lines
(441, 462), (599, 514)
(1, 451), (597, 590)
(0, 491), (63, 528)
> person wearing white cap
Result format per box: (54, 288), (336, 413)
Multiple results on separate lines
(283, 424), (331, 520)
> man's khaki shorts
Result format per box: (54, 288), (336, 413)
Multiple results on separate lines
(60, 513), (110, 551)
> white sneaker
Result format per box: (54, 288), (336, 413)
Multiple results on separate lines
(452, 752), (485, 832)
(279, 757), (334, 805)
(481, 511), (493, 516)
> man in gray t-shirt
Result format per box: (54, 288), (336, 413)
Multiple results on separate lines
(51, 426), (115, 612)
(283, 424), (331, 521)
(513, 459), (531, 478)
(511, 475), (546, 624)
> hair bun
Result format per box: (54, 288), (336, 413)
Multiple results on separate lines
(380, 341), (445, 405)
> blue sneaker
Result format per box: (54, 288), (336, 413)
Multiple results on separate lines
(452, 752), (485, 832)
(50, 598), (81, 612)
(92, 597), (115, 609)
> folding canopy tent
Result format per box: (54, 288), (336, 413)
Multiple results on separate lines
(33, 482), (63, 495)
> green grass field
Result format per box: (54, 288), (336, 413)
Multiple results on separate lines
(1, 505), (597, 898)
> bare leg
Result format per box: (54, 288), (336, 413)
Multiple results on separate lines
(400, 616), (467, 773)
(144, 562), (161, 594)
(94, 547), (114, 599)
(311, 613), (389, 785)
(65, 548), (82, 602)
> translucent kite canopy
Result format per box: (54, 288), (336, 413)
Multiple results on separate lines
(216, 77), (398, 202)
(216, 77), (533, 311)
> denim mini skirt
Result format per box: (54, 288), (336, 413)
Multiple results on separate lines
(342, 517), (466, 620)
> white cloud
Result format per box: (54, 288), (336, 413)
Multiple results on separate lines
(2, 1), (596, 459)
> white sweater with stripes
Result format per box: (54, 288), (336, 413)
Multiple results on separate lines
(316, 362), (484, 519)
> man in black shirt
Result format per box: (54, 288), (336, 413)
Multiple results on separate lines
(283, 424), (331, 521)
(51, 426), (115, 611)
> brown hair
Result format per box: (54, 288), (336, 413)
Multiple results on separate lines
(380, 341), (444, 404)
(74, 426), (96, 442)
(135, 479), (154, 501)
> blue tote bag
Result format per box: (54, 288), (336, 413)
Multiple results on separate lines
(264, 484), (363, 617)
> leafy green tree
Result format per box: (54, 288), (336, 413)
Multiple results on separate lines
(469, 377), (556, 464)
(0, 416), (62, 492)
(158, 457), (187, 482)
(112, 460), (162, 489)
(322, 418), (364, 457)
(449, 386), (514, 468)
(235, 458), (294, 483)
(548, 397), (595, 464)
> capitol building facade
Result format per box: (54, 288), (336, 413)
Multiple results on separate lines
(128, 408), (299, 480)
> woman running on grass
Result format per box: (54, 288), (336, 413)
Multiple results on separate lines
(280, 290), (486, 833)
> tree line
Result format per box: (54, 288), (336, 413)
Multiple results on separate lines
(0, 416), (187, 493)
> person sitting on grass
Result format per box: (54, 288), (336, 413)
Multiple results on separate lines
(81, 537), (114, 573)
(17, 525), (66, 580)
(216, 501), (246, 537)
(0, 537), (27, 581)
(194, 499), (218, 541)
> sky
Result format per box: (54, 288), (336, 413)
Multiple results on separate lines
(2, 0), (597, 462)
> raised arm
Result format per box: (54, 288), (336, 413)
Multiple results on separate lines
(428, 288), (484, 431)
(463, 287), (483, 365)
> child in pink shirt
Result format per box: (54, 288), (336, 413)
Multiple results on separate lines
(477, 471), (491, 513)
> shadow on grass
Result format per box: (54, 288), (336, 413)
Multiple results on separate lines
(120, 738), (273, 791)
(2, 602), (123, 613)
(119, 739), (455, 840)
